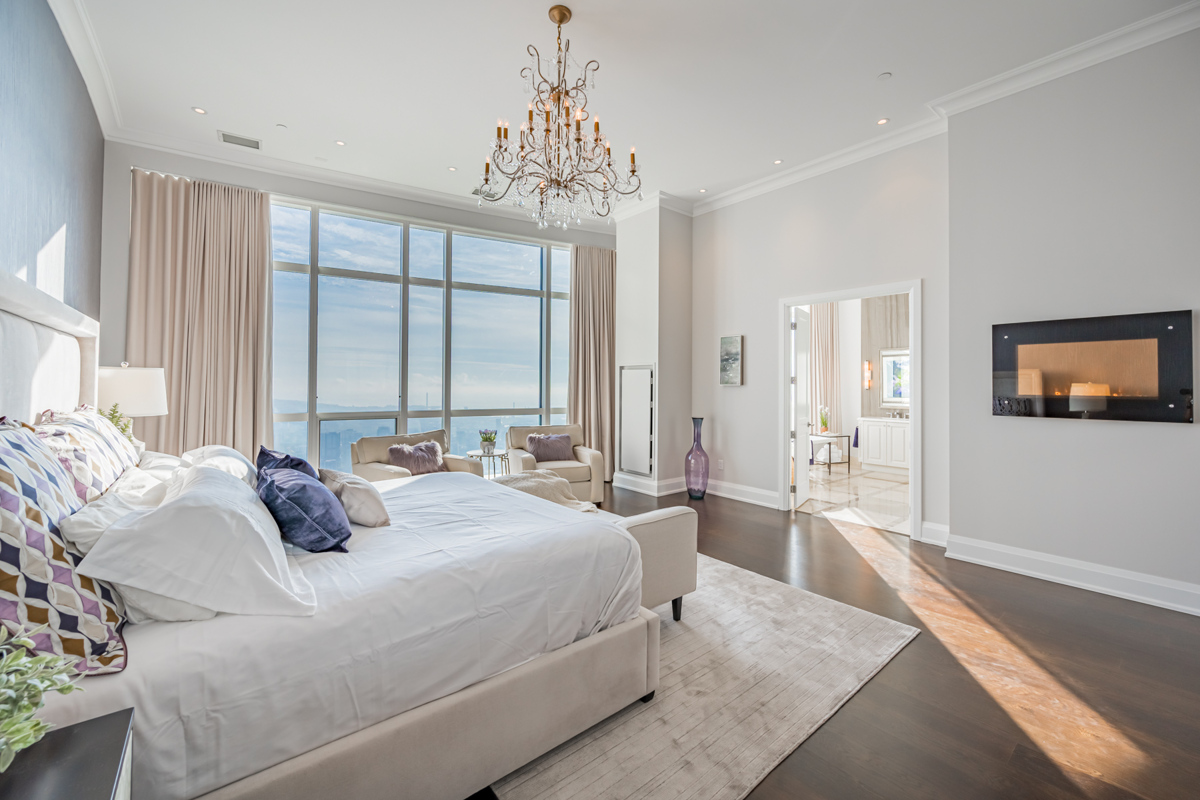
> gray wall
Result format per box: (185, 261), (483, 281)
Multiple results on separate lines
(0, 0), (104, 318)
(690, 135), (950, 523)
(948, 29), (1200, 586)
(100, 141), (616, 365)
(861, 294), (910, 419)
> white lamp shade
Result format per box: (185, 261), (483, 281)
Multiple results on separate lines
(98, 367), (169, 417)
(1068, 382), (1110, 414)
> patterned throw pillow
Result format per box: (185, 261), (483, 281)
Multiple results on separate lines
(0, 422), (127, 674)
(37, 407), (140, 503)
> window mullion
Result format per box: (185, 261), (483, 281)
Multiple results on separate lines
(306, 203), (319, 463)
(400, 223), (410, 434)
(443, 230), (453, 438)
(542, 244), (551, 425)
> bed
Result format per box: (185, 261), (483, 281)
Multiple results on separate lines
(1, 271), (662, 800)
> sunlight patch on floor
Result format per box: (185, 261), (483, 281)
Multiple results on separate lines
(826, 518), (1149, 795)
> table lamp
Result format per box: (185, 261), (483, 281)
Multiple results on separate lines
(98, 363), (168, 439)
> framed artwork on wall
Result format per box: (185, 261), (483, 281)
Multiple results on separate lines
(720, 335), (743, 386)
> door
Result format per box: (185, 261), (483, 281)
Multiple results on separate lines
(792, 307), (811, 509)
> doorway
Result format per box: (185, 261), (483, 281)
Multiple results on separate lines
(778, 281), (924, 541)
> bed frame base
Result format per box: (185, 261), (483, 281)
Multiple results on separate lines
(199, 607), (660, 800)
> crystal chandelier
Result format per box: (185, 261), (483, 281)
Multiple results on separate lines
(478, 5), (642, 229)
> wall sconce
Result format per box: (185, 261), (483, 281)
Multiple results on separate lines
(863, 361), (872, 389)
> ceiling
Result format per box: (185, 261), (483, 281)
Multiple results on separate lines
(63, 0), (1190, 216)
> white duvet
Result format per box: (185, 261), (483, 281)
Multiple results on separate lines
(41, 472), (643, 800)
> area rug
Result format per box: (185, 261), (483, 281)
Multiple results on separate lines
(493, 554), (918, 800)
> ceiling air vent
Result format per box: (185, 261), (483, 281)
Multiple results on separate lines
(218, 131), (261, 150)
(470, 187), (500, 201)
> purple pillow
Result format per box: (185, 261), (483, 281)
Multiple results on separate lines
(527, 433), (575, 462)
(388, 440), (448, 475)
(257, 468), (352, 553)
(257, 445), (317, 479)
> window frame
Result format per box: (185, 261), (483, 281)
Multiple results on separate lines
(269, 197), (571, 466)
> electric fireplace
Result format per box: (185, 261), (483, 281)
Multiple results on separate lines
(992, 310), (1193, 423)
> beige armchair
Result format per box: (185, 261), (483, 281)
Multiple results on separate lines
(350, 429), (484, 482)
(506, 423), (604, 503)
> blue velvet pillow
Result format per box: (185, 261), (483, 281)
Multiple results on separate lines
(257, 468), (352, 553)
(257, 446), (317, 479)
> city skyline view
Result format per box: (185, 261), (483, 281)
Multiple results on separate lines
(270, 203), (570, 471)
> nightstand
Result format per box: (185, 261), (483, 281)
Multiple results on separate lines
(0, 708), (133, 799)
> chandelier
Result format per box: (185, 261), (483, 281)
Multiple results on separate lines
(478, 5), (642, 229)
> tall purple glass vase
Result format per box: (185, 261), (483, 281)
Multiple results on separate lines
(685, 417), (709, 500)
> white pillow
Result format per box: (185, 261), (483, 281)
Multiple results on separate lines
(59, 493), (151, 554)
(183, 445), (257, 487)
(118, 585), (216, 624)
(139, 450), (190, 483)
(318, 468), (391, 527)
(79, 466), (317, 617)
(107, 466), (172, 507)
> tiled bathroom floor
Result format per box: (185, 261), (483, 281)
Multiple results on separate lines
(795, 463), (911, 535)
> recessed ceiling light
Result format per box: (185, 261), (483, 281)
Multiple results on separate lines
(192, 107), (207, 114)
(335, 140), (345, 146)
(877, 118), (890, 125)
(276, 123), (287, 129)
(448, 167), (457, 172)
(877, 72), (892, 81)
(774, 160), (783, 165)
(699, 189), (707, 193)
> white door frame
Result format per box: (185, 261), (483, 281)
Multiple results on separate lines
(776, 279), (924, 543)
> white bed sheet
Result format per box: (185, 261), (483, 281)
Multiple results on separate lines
(41, 472), (642, 800)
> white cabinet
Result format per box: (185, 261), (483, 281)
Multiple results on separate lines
(858, 417), (909, 470)
(864, 421), (886, 464)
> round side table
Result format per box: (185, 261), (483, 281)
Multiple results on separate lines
(466, 449), (509, 479)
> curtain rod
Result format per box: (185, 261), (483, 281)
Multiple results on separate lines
(129, 166), (259, 194)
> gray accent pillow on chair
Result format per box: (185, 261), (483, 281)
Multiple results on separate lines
(388, 440), (448, 475)
(527, 433), (575, 462)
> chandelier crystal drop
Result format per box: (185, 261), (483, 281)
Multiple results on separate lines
(478, 5), (642, 229)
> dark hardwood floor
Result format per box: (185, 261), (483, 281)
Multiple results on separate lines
(602, 486), (1200, 800)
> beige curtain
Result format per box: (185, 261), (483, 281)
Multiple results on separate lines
(126, 171), (272, 457)
(568, 245), (616, 481)
(809, 302), (841, 435)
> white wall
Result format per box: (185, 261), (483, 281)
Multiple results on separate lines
(838, 298), (861, 452)
(947, 29), (1200, 606)
(613, 202), (694, 492)
(657, 208), (694, 483)
(691, 135), (950, 523)
(99, 141), (615, 365)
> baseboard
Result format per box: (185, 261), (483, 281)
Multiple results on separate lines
(612, 472), (686, 497)
(946, 535), (1200, 618)
(919, 522), (950, 548)
(705, 479), (780, 509)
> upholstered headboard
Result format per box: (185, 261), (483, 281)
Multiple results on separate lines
(0, 271), (99, 423)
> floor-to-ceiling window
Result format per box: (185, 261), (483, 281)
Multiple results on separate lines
(269, 200), (570, 471)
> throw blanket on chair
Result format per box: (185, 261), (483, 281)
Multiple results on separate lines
(493, 470), (597, 513)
